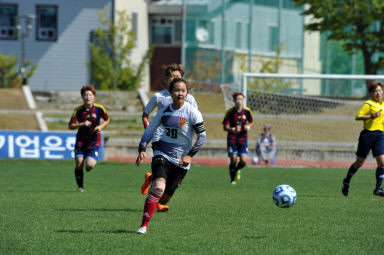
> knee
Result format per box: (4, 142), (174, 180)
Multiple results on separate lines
(150, 179), (165, 197)
(85, 158), (96, 171)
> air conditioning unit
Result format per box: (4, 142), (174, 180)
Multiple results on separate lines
(38, 28), (56, 40)
(0, 26), (17, 39)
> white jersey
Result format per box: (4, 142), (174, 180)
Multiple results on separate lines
(144, 89), (198, 142)
(139, 102), (206, 170)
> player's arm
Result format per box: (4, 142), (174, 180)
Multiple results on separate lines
(355, 103), (380, 120)
(136, 109), (163, 166)
(180, 112), (207, 167)
(142, 112), (150, 129)
(244, 108), (253, 131)
(223, 111), (235, 132)
(68, 110), (90, 130)
(142, 94), (158, 129)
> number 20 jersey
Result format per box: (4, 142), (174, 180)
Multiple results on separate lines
(139, 102), (205, 169)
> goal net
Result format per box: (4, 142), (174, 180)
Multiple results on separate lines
(222, 73), (384, 168)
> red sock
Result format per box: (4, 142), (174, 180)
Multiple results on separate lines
(141, 192), (161, 227)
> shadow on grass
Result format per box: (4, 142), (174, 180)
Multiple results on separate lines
(56, 208), (140, 212)
(243, 236), (267, 239)
(57, 229), (137, 234)
(299, 195), (339, 198)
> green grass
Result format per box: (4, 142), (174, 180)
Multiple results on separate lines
(0, 160), (383, 255)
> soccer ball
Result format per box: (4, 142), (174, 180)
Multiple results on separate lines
(272, 184), (297, 208)
(251, 156), (259, 164)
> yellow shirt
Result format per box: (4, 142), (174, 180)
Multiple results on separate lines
(355, 99), (384, 131)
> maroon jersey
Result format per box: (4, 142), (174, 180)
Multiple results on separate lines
(222, 106), (253, 144)
(69, 104), (109, 148)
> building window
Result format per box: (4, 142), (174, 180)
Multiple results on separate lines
(131, 12), (138, 37)
(36, 5), (57, 41)
(0, 4), (17, 40)
(236, 22), (242, 49)
(151, 16), (181, 45)
(197, 20), (214, 44)
(269, 25), (278, 51)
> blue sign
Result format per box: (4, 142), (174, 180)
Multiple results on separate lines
(0, 131), (104, 160)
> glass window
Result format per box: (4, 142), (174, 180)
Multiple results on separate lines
(131, 12), (138, 37)
(152, 26), (172, 44)
(269, 25), (278, 51)
(0, 4), (17, 40)
(174, 19), (182, 43)
(236, 22), (242, 49)
(197, 20), (214, 44)
(36, 5), (57, 41)
(186, 19), (196, 42)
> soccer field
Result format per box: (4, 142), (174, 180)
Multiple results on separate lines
(0, 160), (383, 255)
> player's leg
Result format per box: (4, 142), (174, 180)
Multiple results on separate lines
(227, 142), (238, 184)
(84, 146), (99, 171)
(140, 142), (159, 195)
(235, 142), (249, 180)
(74, 147), (85, 192)
(373, 134), (384, 196)
(373, 154), (384, 196)
(158, 166), (188, 212)
(342, 130), (370, 196)
(137, 155), (168, 234)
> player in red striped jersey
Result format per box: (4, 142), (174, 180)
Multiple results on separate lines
(69, 84), (110, 192)
(222, 92), (253, 184)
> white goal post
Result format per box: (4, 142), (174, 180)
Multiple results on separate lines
(229, 73), (384, 167)
(241, 73), (384, 107)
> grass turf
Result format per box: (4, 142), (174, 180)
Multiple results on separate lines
(0, 159), (383, 255)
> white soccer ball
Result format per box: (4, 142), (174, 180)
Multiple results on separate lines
(272, 184), (297, 208)
(251, 156), (259, 164)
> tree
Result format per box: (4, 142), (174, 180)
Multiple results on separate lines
(0, 54), (37, 88)
(293, 0), (384, 75)
(87, 8), (153, 91)
(236, 44), (293, 93)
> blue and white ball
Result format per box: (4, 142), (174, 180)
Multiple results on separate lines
(272, 184), (297, 208)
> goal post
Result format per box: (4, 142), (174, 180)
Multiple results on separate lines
(227, 73), (384, 167)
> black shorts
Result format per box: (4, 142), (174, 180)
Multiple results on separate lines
(356, 130), (384, 158)
(151, 155), (187, 196)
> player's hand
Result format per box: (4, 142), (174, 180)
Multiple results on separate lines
(84, 120), (92, 127)
(376, 110), (382, 117)
(236, 125), (242, 132)
(136, 152), (146, 166)
(179, 155), (191, 167)
(94, 126), (102, 133)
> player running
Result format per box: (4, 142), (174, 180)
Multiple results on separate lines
(135, 78), (206, 234)
(342, 81), (384, 197)
(140, 63), (198, 212)
(223, 92), (253, 184)
(69, 84), (110, 192)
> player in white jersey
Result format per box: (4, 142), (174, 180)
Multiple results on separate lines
(141, 64), (198, 212)
(135, 78), (206, 234)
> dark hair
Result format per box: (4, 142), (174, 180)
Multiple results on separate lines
(232, 91), (245, 101)
(368, 81), (383, 94)
(165, 63), (185, 78)
(168, 78), (192, 93)
(81, 84), (96, 96)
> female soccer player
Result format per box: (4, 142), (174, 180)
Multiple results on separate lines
(342, 81), (384, 197)
(223, 92), (253, 184)
(69, 84), (110, 192)
(135, 78), (206, 234)
(140, 63), (198, 212)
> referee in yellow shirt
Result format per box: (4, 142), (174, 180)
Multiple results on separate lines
(342, 81), (384, 197)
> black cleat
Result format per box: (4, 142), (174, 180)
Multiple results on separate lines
(342, 179), (349, 196)
(373, 188), (384, 197)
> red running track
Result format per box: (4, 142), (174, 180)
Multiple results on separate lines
(107, 157), (378, 169)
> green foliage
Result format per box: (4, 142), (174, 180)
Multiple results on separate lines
(0, 54), (37, 88)
(236, 44), (293, 93)
(87, 8), (153, 91)
(293, 0), (384, 74)
(0, 160), (383, 254)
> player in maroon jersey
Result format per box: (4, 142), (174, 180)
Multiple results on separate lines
(222, 92), (253, 184)
(69, 84), (110, 192)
